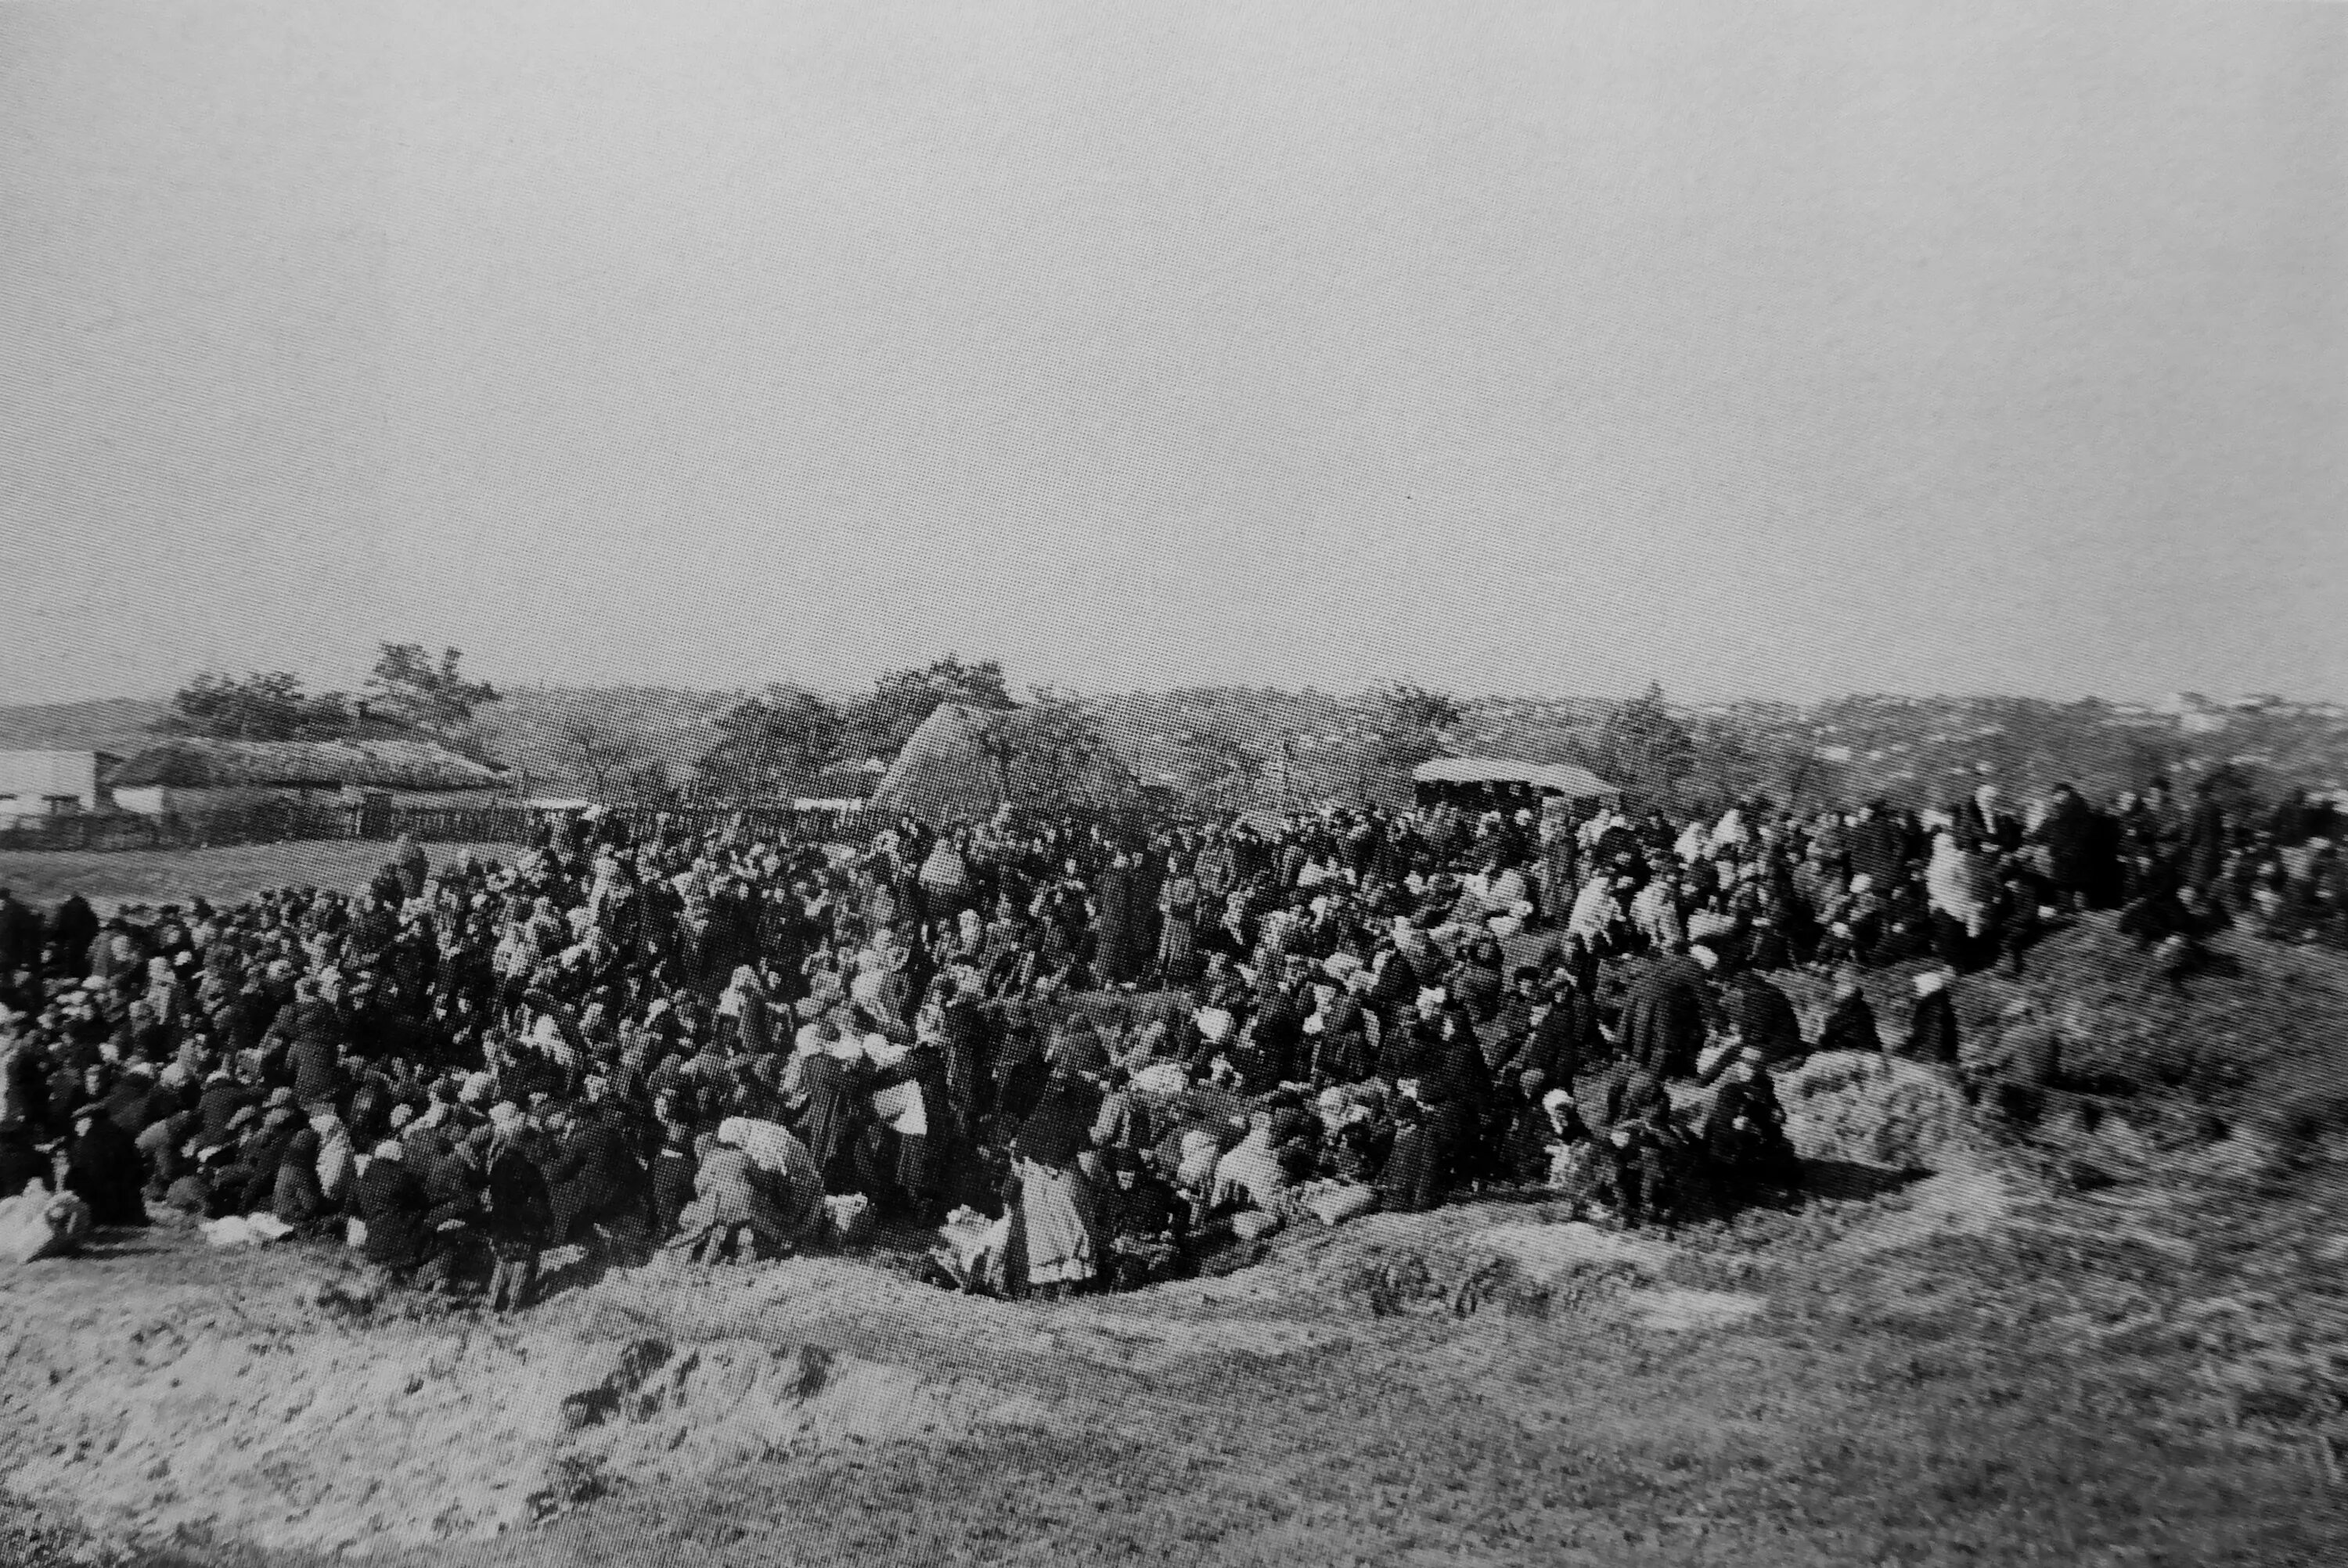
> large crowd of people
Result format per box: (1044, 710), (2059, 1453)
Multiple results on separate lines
(0, 770), (2340, 1304)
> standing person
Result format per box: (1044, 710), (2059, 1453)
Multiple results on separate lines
(1622, 945), (1711, 1080)
(1094, 854), (1145, 988)
(50, 894), (99, 980)
(394, 833), (430, 902)
(1901, 970), (1961, 1066)
(483, 1104), (555, 1313)
(0, 888), (42, 986)
(1154, 854), (1201, 984)
(2183, 782), (2228, 903)
(1009, 1064), (1100, 1299)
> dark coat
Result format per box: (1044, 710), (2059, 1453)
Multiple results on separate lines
(272, 1128), (328, 1225)
(795, 1052), (869, 1173)
(1817, 991), (1884, 1056)
(542, 1109), (636, 1233)
(1727, 974), (1806, 1066)
(1903, 991), (1961, 1065)
(65, 1112), (149, 1226)
(290, 1034), (340, 1106)
(357, 1156), (438, 1269)
(485, 1138), (557, 1250)
(1623, 955), (1709, 1079)
(1377, 1120), (1442, 1214)
(196, 1079), (262, 1149)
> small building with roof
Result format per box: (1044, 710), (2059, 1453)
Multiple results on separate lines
(105, 738), (511, 818)
(1411, 756), (1621, 811)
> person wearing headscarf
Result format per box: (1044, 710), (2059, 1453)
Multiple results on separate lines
(1705, 1048), (1799, 1192)
(64, 1100), (149, 1226)
(1901, 970), (1961, 1066)
(355, 1140), (455, 1277)
(1815, 970), (1885, 1055)
(1008, 1065), (1101, 1297)
(717, 965), (773, 1057)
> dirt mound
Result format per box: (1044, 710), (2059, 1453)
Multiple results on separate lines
(1778, 1050), (1982, 1172)
(2, 1289), (1041, 1555)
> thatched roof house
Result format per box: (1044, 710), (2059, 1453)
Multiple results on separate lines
(870, 703), (1139, 822)
(105, 738), (509, 815)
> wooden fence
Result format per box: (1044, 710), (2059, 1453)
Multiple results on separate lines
(0, 801), (894, 854)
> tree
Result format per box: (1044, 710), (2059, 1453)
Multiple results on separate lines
(1177, 729), (1266, 811)
(160, 671), (353, 742)
(696, 686), (844, 800)
(365, 645), (500, 747)
(843, 655), (1016, 759)
(1597, 683), (1696, 807)
(1363, 682), (1462, 773)
(1004, 687), (1111, 810)
(560, 717), (640, 804)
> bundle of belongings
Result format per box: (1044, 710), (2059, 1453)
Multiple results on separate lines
(0, 1180), (93, 1265)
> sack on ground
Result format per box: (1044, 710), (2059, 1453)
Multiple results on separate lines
(1305, 1181), (1378, 1228)
(0, 1182), (92, 1265)
(823, 1192), (876, 1249)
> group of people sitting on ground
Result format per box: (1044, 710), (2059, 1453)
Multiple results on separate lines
(0, 768), (2332, 1300)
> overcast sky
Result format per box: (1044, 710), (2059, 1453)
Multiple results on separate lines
(3, 0), (2342, 707)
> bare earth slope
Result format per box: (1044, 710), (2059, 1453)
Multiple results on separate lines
(6, 919), (2348, 1566)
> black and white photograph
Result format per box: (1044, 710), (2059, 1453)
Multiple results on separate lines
(2, 2), (2344, 1564)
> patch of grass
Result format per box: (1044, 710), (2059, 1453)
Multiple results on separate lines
(0, 841), (517, 913)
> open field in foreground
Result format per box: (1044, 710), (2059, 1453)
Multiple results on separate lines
(3, 919), (2347, 1566)
(3, 1138), (2345, 1568)
(0, 843), (519, 915)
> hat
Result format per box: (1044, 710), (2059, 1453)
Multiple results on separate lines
(387, 1103), (416, 1131)
(1541, 1088), (1575, 1113)
(1913, 970), (1948, 997)
(488, 1100), (524, 1132)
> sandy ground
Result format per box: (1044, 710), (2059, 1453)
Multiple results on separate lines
(7, 1096), (2345, 1567)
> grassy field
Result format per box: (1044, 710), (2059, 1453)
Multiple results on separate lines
(0, 841), (518, 914)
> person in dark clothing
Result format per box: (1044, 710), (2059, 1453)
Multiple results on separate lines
(540, 1098), (639, 1253)
(65, 1104), (149, 1226)
(650, 1118), (698, 1242)
(50, 894), (99, 978)
(0, 888), (42, 979)
(1901, 971), (1961, 1066)
(1504, 976), (1598, 1085)
(1814, 973), (1883, 1055)
(1095, 1148), (1183, 1291)
(483, 1109), (556, 1311)
(271, 1126), (332, 1232)
(1622, 948), (1710, 1079)
(2182, 786), (2228, 901)
(357, 1142), (452, 1275)
(196, 1066), (263, 1149)
(1723, 970), (1806, 1068)
(2036, 784), (2112, 912)
(1376, 1099), (1442, 1214)
(1704, 1052), (1799, 1194)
